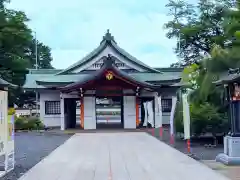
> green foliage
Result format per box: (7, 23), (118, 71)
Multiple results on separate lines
(174, 100), (184, 134)
(166, 0), (239, 138)
(8, 107), (15, 115)
(165, 0), (233, 67)
(15, 116), (44, 131)
(0, 1), (53, 106)
(174, 101), (229, 137)
(191, 103), (219, 135)
(182, 63), (200, 88)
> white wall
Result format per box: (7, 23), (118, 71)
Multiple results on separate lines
(161, 94), (177, 125)
(83, 96), (96, 130)
(39, 90), (61, 127)
(123, 96), (136, 129)
(162, 112), (171, 125)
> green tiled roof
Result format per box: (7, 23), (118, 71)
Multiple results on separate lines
(24, 74), (52, 89)
(110, 41), (160, 73)
(56, 30), (160, 75)
(23, 71), (181, 89)
(23, 74), (89, 89)
(0, 77), (17, 88)
(23, 30), (184, 89)
(28, 69), (63, 74)
(154, 67), (183, 72)
(214, 71), (240, 85)
(130, 73), (180, 82)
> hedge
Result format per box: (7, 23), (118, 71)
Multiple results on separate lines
(15, 116), (44, 131)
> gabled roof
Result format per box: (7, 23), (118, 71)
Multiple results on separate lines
(214, 68), (240, 85)
(0, 77), (17, 88)
(23, 69), (182, 89)
(59, 55), (160, 93)
(56, 30), (160, 75)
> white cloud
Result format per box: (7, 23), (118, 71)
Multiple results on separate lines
(8, 0), (178, 69)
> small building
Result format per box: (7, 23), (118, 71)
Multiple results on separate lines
(23, 30), (183, 130)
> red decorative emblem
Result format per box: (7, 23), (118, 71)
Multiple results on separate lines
(105, 71), (113, 80)
(233, 83), (240, 101)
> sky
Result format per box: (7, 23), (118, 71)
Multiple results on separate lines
(8, 0), (180, 69)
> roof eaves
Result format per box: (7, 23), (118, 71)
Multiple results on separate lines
(110, 41), (161, 73)
(55, 41), (107, 75)
(154, 67), (184, 72)
(60, 55), (161, 92)
(0, 77), (17, 89)
(213, 72), (240, 86)
(28, 69), (63, 74)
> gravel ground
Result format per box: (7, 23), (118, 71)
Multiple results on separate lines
(148, 127), (224, 160)
(1, 132), (72, 180)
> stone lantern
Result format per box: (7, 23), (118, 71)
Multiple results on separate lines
(215, 68), (240, 165)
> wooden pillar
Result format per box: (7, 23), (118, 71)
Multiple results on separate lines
(80, 97), (84, 129)
(136, 97), (139, 127)
(60, 94), (65, 130)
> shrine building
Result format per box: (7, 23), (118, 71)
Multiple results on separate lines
(23, 30), (183, 130)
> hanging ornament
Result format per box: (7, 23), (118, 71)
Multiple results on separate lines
(105, 71), (113, 80)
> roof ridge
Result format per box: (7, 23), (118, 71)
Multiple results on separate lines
(56, 29), (161, 75)
(110, 41), (161, 73)
(55, 41), (107, 75)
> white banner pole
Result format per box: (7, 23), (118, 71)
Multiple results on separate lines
(170, 96), (177, 144)
(157, 96), (163, 137)
(182, 93), (191, 153)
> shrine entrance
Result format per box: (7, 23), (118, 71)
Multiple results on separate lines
(96, 96), (123, 129)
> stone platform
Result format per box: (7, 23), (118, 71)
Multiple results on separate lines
(216, 136), (240, 165)
(19, 132), (229, 180)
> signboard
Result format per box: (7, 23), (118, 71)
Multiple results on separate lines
(0, 91), (14, 177)
(87, 59), (131, 70)
(0, 91), (7, 173)
(92, 62), (125, 69)
(5, 114), (14, 172)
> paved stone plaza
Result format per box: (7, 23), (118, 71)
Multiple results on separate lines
(19, 132), (229, 180)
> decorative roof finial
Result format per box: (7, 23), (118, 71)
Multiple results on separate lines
(100, 29), (117, 44)
(103, 54), (115, 67)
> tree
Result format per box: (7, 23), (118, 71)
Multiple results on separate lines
(0, 2), (31, 85)
(167, 0), (239, 140)
(0, 0), (53, 106)
(29, 39), (53, 69)
(165, 0), (234, 67)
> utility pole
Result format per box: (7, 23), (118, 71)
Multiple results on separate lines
(35, 31), (38, 116)
(178, 31), (181, 56)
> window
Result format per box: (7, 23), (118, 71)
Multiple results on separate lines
(45, 101), (61, 115)
(161, 99), (172, 112)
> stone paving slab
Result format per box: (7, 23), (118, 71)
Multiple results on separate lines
(19, 132), (230, 180)
(202, 160), (240, 180)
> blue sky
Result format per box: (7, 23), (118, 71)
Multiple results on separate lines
(8, 0), (180, 69)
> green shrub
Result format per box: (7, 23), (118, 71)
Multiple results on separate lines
(174, 101), (184, 134)
(8, 108), (15, 115)
(174, 100), (228, 138)
(190, 102), (223, 136)
(15, 116), (44, 131)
